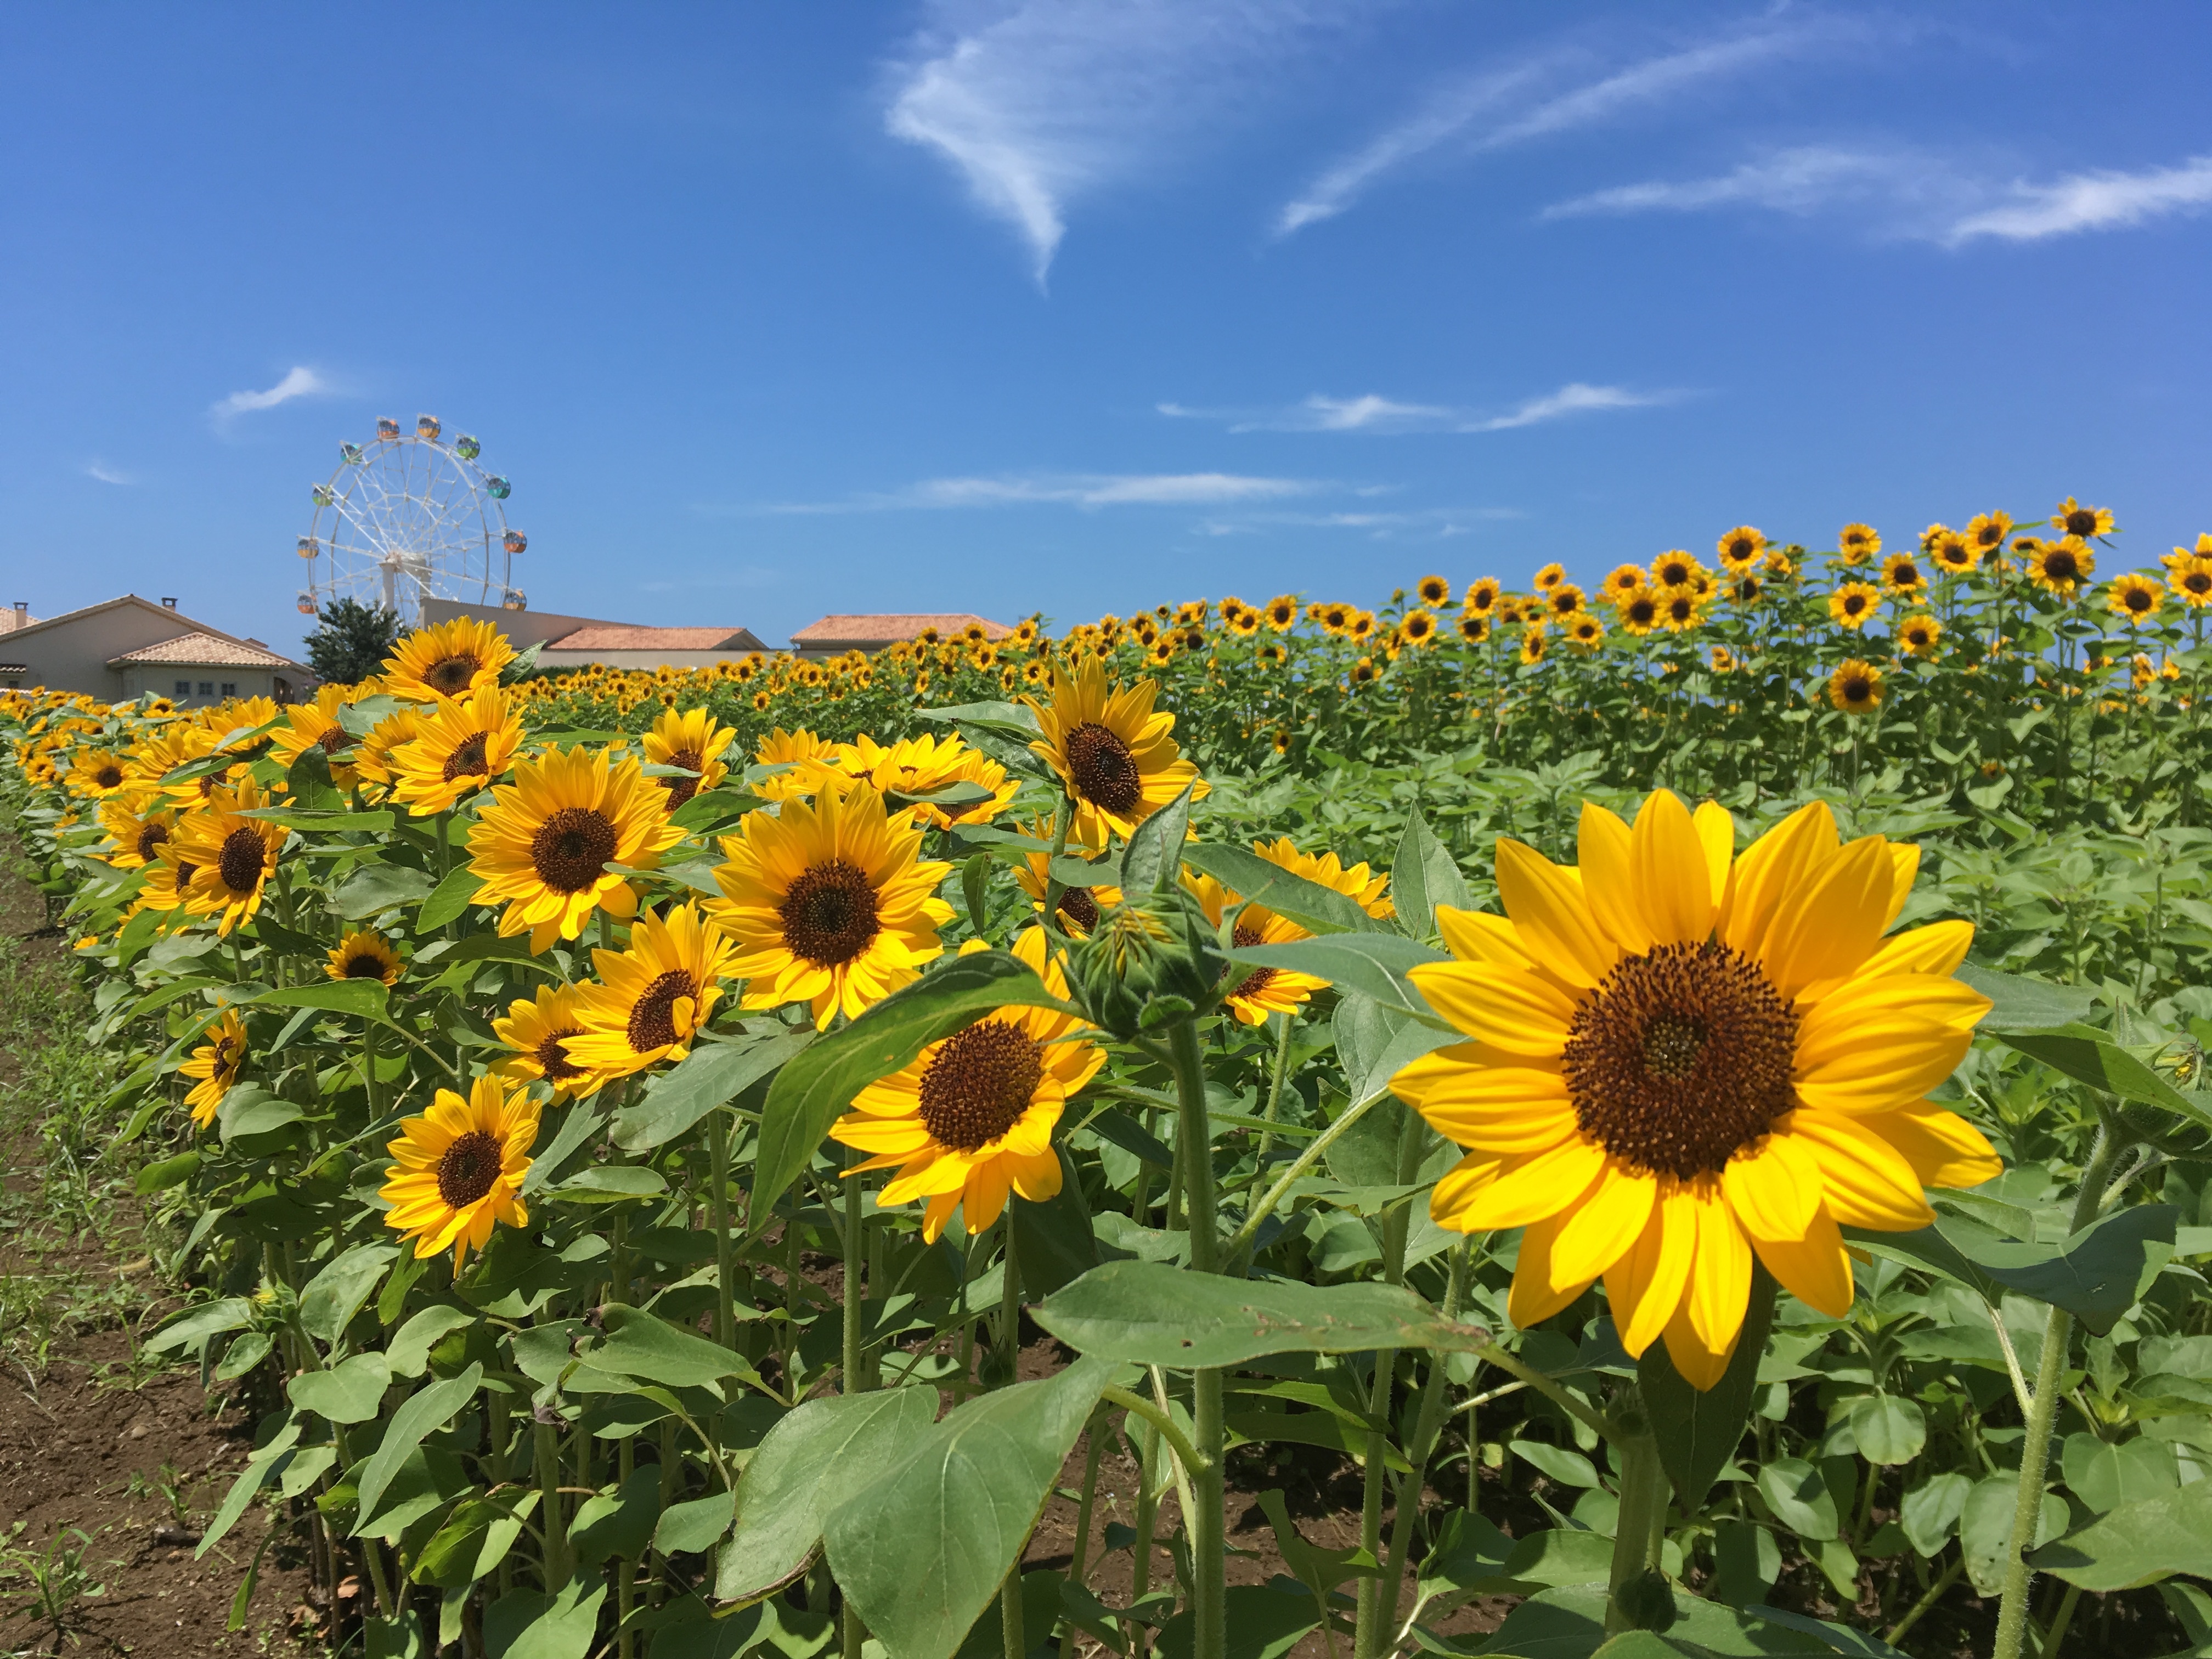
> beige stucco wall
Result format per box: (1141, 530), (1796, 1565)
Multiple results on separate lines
(114, 663), (292, 707)
(7, 602), (204, 698)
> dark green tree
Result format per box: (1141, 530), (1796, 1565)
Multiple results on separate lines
(303, 597), (402, 686)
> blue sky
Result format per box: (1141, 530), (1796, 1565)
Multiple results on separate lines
(5, 3), (2210, 655)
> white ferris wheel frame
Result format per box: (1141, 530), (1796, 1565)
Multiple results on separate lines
(298, 424), (520, 625)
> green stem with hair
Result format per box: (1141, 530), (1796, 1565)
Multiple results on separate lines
(1163, 1015), (1224, 1659)
(710, 1108), (736, 1348)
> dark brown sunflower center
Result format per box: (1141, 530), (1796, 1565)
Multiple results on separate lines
(136, 823), (169, 861)
(425, 653), (483, 695)
(217, 827), (266, 894)
(779, 860), (881, 966)
(918, 1018), (1043, 1153)
(1842, 675), (1875, 703)
(317, 726), (351, 755)
(628, 969), (699, 1053)
(1891, 562), (1921, 585)
(2065, 509), (2098, 537)
(536, 1029), (588, 1083)
(1065, 722), (1142, 815)
(1728, 538), (1754, 560)
(94, 764), (123, 788)
(442, 731), (493, 783)
(1660, 563), (1689, 585)
(2046, 551), (2080, 582)
(1228, 921), (1277, 1000)
(2126, 588), (2154, 612)
(2186, 572), (2212, 595)
(529, 806), (619, 893)
(1844, 594), (1867, 614)
(1057, 885), (1100, 932)
(342, 950), (388, 979)
(436, 1128), (504, 1209)
(1561, 941), (1798, 1181)
(658, 748), (704, 808)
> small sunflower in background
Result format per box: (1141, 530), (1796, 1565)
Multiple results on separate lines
(1617, 592), (1660, 636)
(1012, 812), (1121, 937)
(1929, 531), (1977, 575)
(2107, 572), (2165, 625)
(1256, 641), (1289, 668)
(1726, 573), (1764, 607)
(753, 726), (840, 802)
(494, 983), (599, 1099)
(1604, 564), (1647, 599)
(1264, 594), (1300, 631)
(1897, 615), (1943, 658)
(1417, 574), (1453, 606)
(171, 777), (283, 936)
(389, 685), (524, 816)
(379, 1073), (541, 1272)
(1347, 610), (1378, 642)
(1830, 659), (1884, 714)
(134, 844), (200, 916)
(569, 903), (736, 1080)
(1547, 584), (1585, 619)
(353, 706), (423, 797)
(1881, 552), (1928, 598)
(711, 778), (952, 1028)
(1829, 583), (1880, 629)
(95, 799), (173, 870)
(1716, 526), (1765, 570)
(1520, 626), (1549, 664)
(269, 690), (362, 788)
(1401, 609), (1439, 645)
(1255, 836), (1394, 917)
(1457, 613), (1491, 644)
(1649, 550), (1702, 590)
(1184, 872), (1329, 1024)
(1532, 562), (1566, 592)
(2053, 496), (2115, 539)
(2172, 555), (2212, 609)
(1966, 512), (2013, 558)
(1464, 579), (1501, 616)
(2029, 537), (2096, 595)
(1568, 615), (1605, 653)
(1762, 546), (1795, 579)
(831, 928), (1103, 1244)
(1393, 792), (1996, 1388)
(1658, 591), (1702, 634)
(466, 746), (685, 953)
(641, 706), (736, 810)
(1022, 656), (1207, 844)
(382, 616), (516, 702)
(326, 930), (402, 986)
(65, 750), (132, 800)
(1227, 607), (1262, 637)
(180, 1008), (247, 1129)
(1709, 645), (1736, 673)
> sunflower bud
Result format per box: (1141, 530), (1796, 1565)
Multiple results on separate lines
(1071, 890), (1227, 1039)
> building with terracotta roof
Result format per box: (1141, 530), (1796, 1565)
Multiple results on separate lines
(789, 613), (1011, 659)
(418, 600), (770, 671)
(0, 595), (306, 704)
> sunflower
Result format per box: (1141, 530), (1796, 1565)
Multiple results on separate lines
(1351, 656), (1380, 685)
(1618, 592), (1660, 637)
(1417, 575), (1453, 607)
(1548, 584), (1585, 619)
(465, 746), (684, 953)
(379, 1073), (540, 1272)
(97, 798), (174, 870)
(1709, 646), (1735, 673)
(1496, 598), (1528, 628)
(1227, 608), (1261, 637)
(1393, 793), (1996, 1387)
(1184, 873), (1329, 1024)
(1658, 591), (1702, 634)
(268, 690), (362, 788)
(1604, 565), (1647, 599)
(567, 902), (736, 1080)
(354, 706), (423, 794)
(1881, 554), (1927, 597)
(2172, 555), (2212, 609)
(641, 706), (736, 810)
(1649, 551), (1702, 591)
(1568, 615), (1605, 652)
(1257, 641), (1289, 668)
(1464, 579), (1500, 616)
(1254, 836), (1393, 917)
(1966, 512), (2012, 556)
(1837, 524), (1880, 563)
(134, 844), (201, 916)
(1929, 532), (1976, 575)
(2029, 537), (2095, 594)
(838, 732), (1017, 829)
(2052, 498), (2114, 539)
(1716, 527), (1765, 570)
(1347, 611), (1377, 642)
(1458, 613), (1491, 644)
(1829, 660), (1883, 714)
(389, 685), (524, 816)
(66, 750), (133, 800)
(1013, 814), (1124, 936)
(2107, 572), (2164, 624)
(1829, 583), (1880, 629)
(1318, 602), (1354, 635)
(1726, 573), (1764, 608)
(1520, 627), (1549, 665)
(180, 1008), (247, 1129)
(493, 983), (600, 1099)
(168, 778), (283, 936)
(1022, 657), (1207, 845)
(326, 930), (402, 986)
(1533, 562), (1566, 592)
(1897, 614), (1942, 658)
(383, 616), (517, 702)
(1265, 595), (1300, 631)
(831, 928), (1102, 1243)
(1401, 609), (1440, 646)
(709, 779), (952, 1028)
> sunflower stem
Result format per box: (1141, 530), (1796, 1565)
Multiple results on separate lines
(534, 1417), (569, 1589)
(1000, 1560), (1027, 1659)
(998, 1208), (1022, 1384)
(1353, 1101), (1426, 1659)
(1163, 1015), (1224, 1659)
(710, 1109), (736, 1348)
(1602, 1392), (1669, 1636)
(843, 1144), (867, 1396)
(1377, 1240), (1472, 1649)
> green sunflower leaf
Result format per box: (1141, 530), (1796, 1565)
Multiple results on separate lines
(1182, 843), (1393, 936)
(1224, 934), (1451, 1029)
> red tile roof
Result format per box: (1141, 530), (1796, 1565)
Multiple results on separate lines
(108, 631), (302, 669)
(790, 613), (1011, 645)
(545, 625), (765, 652)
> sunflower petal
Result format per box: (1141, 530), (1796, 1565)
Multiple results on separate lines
(1720, 1131), (1824, 1242)
(1861, 1099), (2005, 1190)
(1509, 1214), (1592, 1329)
(1685, 1183), (1752, 1358)
(1785, 1110), (1936, 1230)
(1551, 1162), (1657, 1288)
(1458, 1136), (1605, 1231)
(1494, 840), (1616, 988)
(1633, 789), (1715, 947)
(1752, 1208), (1855, 1319)
(1605, 1184), (1697, 1356)
(1407, 962), (1577, 1058)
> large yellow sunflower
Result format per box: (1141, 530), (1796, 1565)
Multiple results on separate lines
(709, 778), (953, 1028)
(326, 930), (402, 986)
(836, 732), (1017, 829)
(1716, 527), (1765, 571)
(465, 746), (684, 953)
(1252, 837), (1393, 918)
(379, 1073), (540, 1272)
(180, 1008), (247, 1129)
(1184, 872), (1329, 1024)
(641, 706), (736, 810)
(353, 706), (422, 796)
(388, 685), (524, 816)
(1013, 814), (1123, 936)
(2029, 537), (2095, 594)
(1829, 583), (1880, 630)
(2052, 497), (2114, 540)
(831, 928), (1104, 1243)
(752, 726), (842, 803)
(97, 798), (175, 870)
(566, 903), (737, 1080)
(1392, 792), (1999, 1388)
(2172, 555), (2212, 610)
(168, 778), (283, 936)
(1829, 660), (1884, 714)
(1023, 658), (1207, 844)
(2106, 572), (2164, 625)
(493, 983), (600, 1099)
(268, 687), (360, 788)
(66, 750), (133, 800)
(382, 617), (516, 702)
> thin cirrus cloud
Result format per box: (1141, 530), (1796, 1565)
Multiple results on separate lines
(1275, 20), (1837, 236)
(760, 472), (1321, 514)
(1160, 382), (1673, 434)
(208, 365), (329, 424)
(83, 461), (134, 486)
(1542, 147), (2212, 246)
(884, 0), (1346, 284)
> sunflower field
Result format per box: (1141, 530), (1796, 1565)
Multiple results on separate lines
(2, 498), (2211, 1659)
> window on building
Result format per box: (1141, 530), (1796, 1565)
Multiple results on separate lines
(174, 679), (191, 697)
(197, 681), (215, 698)
(219, 681), (238, 698)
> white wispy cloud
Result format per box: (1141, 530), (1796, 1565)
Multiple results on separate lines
(1276, 21), (1827, 235)
(886, 0), (1342, 283)
(1161, 383), (1672, 433)
(1947, 155), (2212, 242)
(83, 461), (134, 486)
(209, 366), (328, 422)
(760, 472), (1321, 514)
(1542, 146), (1916, 220)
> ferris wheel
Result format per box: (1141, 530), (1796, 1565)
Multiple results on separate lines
(295, 415), (527, 625)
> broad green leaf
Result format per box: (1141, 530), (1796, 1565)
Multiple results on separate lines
(1848, 1203), (2177, 1335)
(1961, 1474), (2066, 1596)
(2060, 1432), (2178, 1514)
(144, 1296), (255, 1357)
(915, 699), (1042, 736)
(391, 1306), (478, 1378)
(414, 1494), (532, 1589)
(216, 1083), (307, 1146)
(1510, 1439), (1601, 1488)
(753, 951), (1071, 1224)
(1899, 1471), (1971, 1558)
(289, 1352), (393, 1424)
(1331, 996), (1460, 1118)
(570, 1465), (662, 1566)
(2029, 1479), (2212, 1590)
(356, 1445), (472, 1541)
(1756, 1458), (1839, 1542)
(1226, 935), (1450, 1029)
(334, 862), (438, 920)
(1034, 1260), (1488, 1367)
(247, 808), (394, 832)
(1154, 1584), (1323, 1659)
(135, 1149), (201, 1194)
(352, 1363), (482, 1534)
(1847, 1395), (1927, 1466)
(822, 1355), (1113, 1659)
(654, 1491), (736, 1557)
(717, 1385), (939, 1604)
(196, 1419), (302, 1557)
(578, 1306), (752, 1390)
(484, 1576), (607, 1659)
(1955, 966), (2103, 1031)
(415, 865), (483, 933)
(299, 1242), (398, 1344)
(255, 978), (390, 1020)
(1118, 781), (1199, 896)
(1995, 1028), (2212, 1132)
(670, 786), (766, 830)
(1391, 809), (1468, 944)
(1182, 844), (1390, 936)
(546, 1165), (668, 1205)
(1254, 1488), (1382, 1599)
(1640, 1268), (1776, 1510)
(1009, 1148), (1101, 1300)
(610, 1029), (814, 1152)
